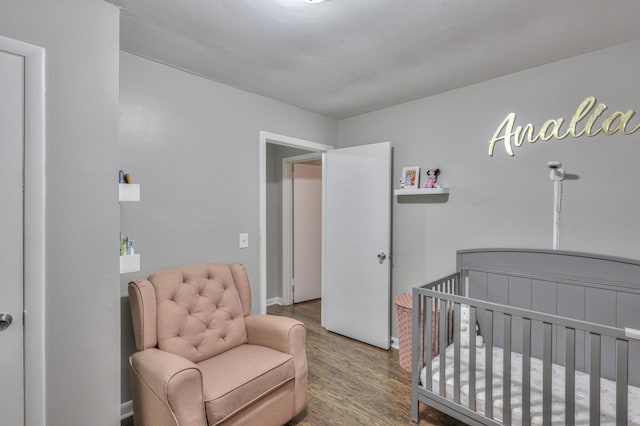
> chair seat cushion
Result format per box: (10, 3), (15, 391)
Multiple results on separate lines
(199, 344), (295, 425)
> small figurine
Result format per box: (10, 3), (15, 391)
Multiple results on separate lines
(399, 177), (406, 189)
(423, 168), (440, 188)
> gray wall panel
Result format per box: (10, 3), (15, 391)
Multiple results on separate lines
(487, 273), (508, 304)
(531, 280), (557, 315)
(585, 287), (617, 326)
(468, 271), (488, 345)
(530, 320), (544, 360)
(508, 277), (532, 309)
(458, 250), (640, 385)
(573, 330), (587, 372)
(556, 283), (586, 366)
(617, 292), (640, 329)
(584, 287), (617, 375)
(487, 274), (508, 347)
(468, 271), (488, 301)
(599, 336), (616, 382)
(509, 277), (531, 353)
(557, 283), (585, 320)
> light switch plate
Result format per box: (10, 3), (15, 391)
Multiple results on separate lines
(239, 233), (249, 248)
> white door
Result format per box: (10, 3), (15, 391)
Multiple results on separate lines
(0, 49), (25, 425)
(292, 161), (322, 303)
(323, 142), (391, 349)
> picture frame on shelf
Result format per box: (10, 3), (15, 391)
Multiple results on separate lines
(400, 166), (420, 189)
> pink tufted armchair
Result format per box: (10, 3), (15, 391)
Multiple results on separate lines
(128, 263), (307, 426)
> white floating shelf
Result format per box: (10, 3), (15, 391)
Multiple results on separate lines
(119, 184), (140, 202)
(394, 187), (450, 196)
(120, 254), (140, 274)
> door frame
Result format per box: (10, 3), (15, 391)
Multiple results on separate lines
(259, 131), (333, 314)
(0, 35), (46, 426)
(281, 152), (323, 306)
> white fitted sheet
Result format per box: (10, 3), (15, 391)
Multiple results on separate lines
(420, 344), (640, 425)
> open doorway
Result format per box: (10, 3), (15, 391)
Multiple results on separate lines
(258, 131), (333, 314)
(281, 154), (323, 305)
(261, 134), (392, 348)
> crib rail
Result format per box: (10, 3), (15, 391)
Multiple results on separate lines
(421, 272), (462, 293)
(414, 273), (459, 367)
(411, 275), (638, 426)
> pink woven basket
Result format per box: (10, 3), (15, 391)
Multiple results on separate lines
(395, 294), (447, 373)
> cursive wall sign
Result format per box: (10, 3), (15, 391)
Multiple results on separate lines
(488, 97), (640, 156)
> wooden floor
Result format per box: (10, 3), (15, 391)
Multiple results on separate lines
(271, 300), (463, 426)
(122, 299), (464, 426)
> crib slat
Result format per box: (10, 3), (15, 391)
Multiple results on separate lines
(565, 327), (576, 426)
(522, 318), (531, 426)
(485, 310), (494, 419)
(616, 339), (628, 426)
(589, 333), (601, 426)
(453, 302), (461, 403)
(439, 299), (447, 398)
(503, 314), (512, 426)
(469, 306), (477, 413)
(543, 322), (552, 425)
(424, 296), (433, 391)
(411, 290), (421, 422)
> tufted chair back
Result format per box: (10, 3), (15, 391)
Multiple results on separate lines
(129, 263), (253, 363)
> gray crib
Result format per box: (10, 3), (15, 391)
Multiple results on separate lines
(411, 249), (640, 426)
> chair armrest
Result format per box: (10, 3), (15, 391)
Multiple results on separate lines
(130, 349), (206, 426)
(245, 314), (305, 354)
(245, 315), (307, 415)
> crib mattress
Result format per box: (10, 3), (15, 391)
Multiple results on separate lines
(420, 344), (640, 425)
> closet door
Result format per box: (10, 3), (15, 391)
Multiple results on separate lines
(0, 48), (25, 426)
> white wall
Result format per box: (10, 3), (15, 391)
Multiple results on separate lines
(339, 39), (640, 336)
(1, 1), (121, 425)
(119, 52), (338, 402)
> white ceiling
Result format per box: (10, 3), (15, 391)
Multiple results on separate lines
(108, 0), (640, 119)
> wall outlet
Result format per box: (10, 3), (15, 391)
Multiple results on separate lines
(239, 233), (249, 248)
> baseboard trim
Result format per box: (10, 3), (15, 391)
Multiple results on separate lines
(121, 400), (133, 420)
(267, 297), (284, 306)
(390, 336), (399, 350)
